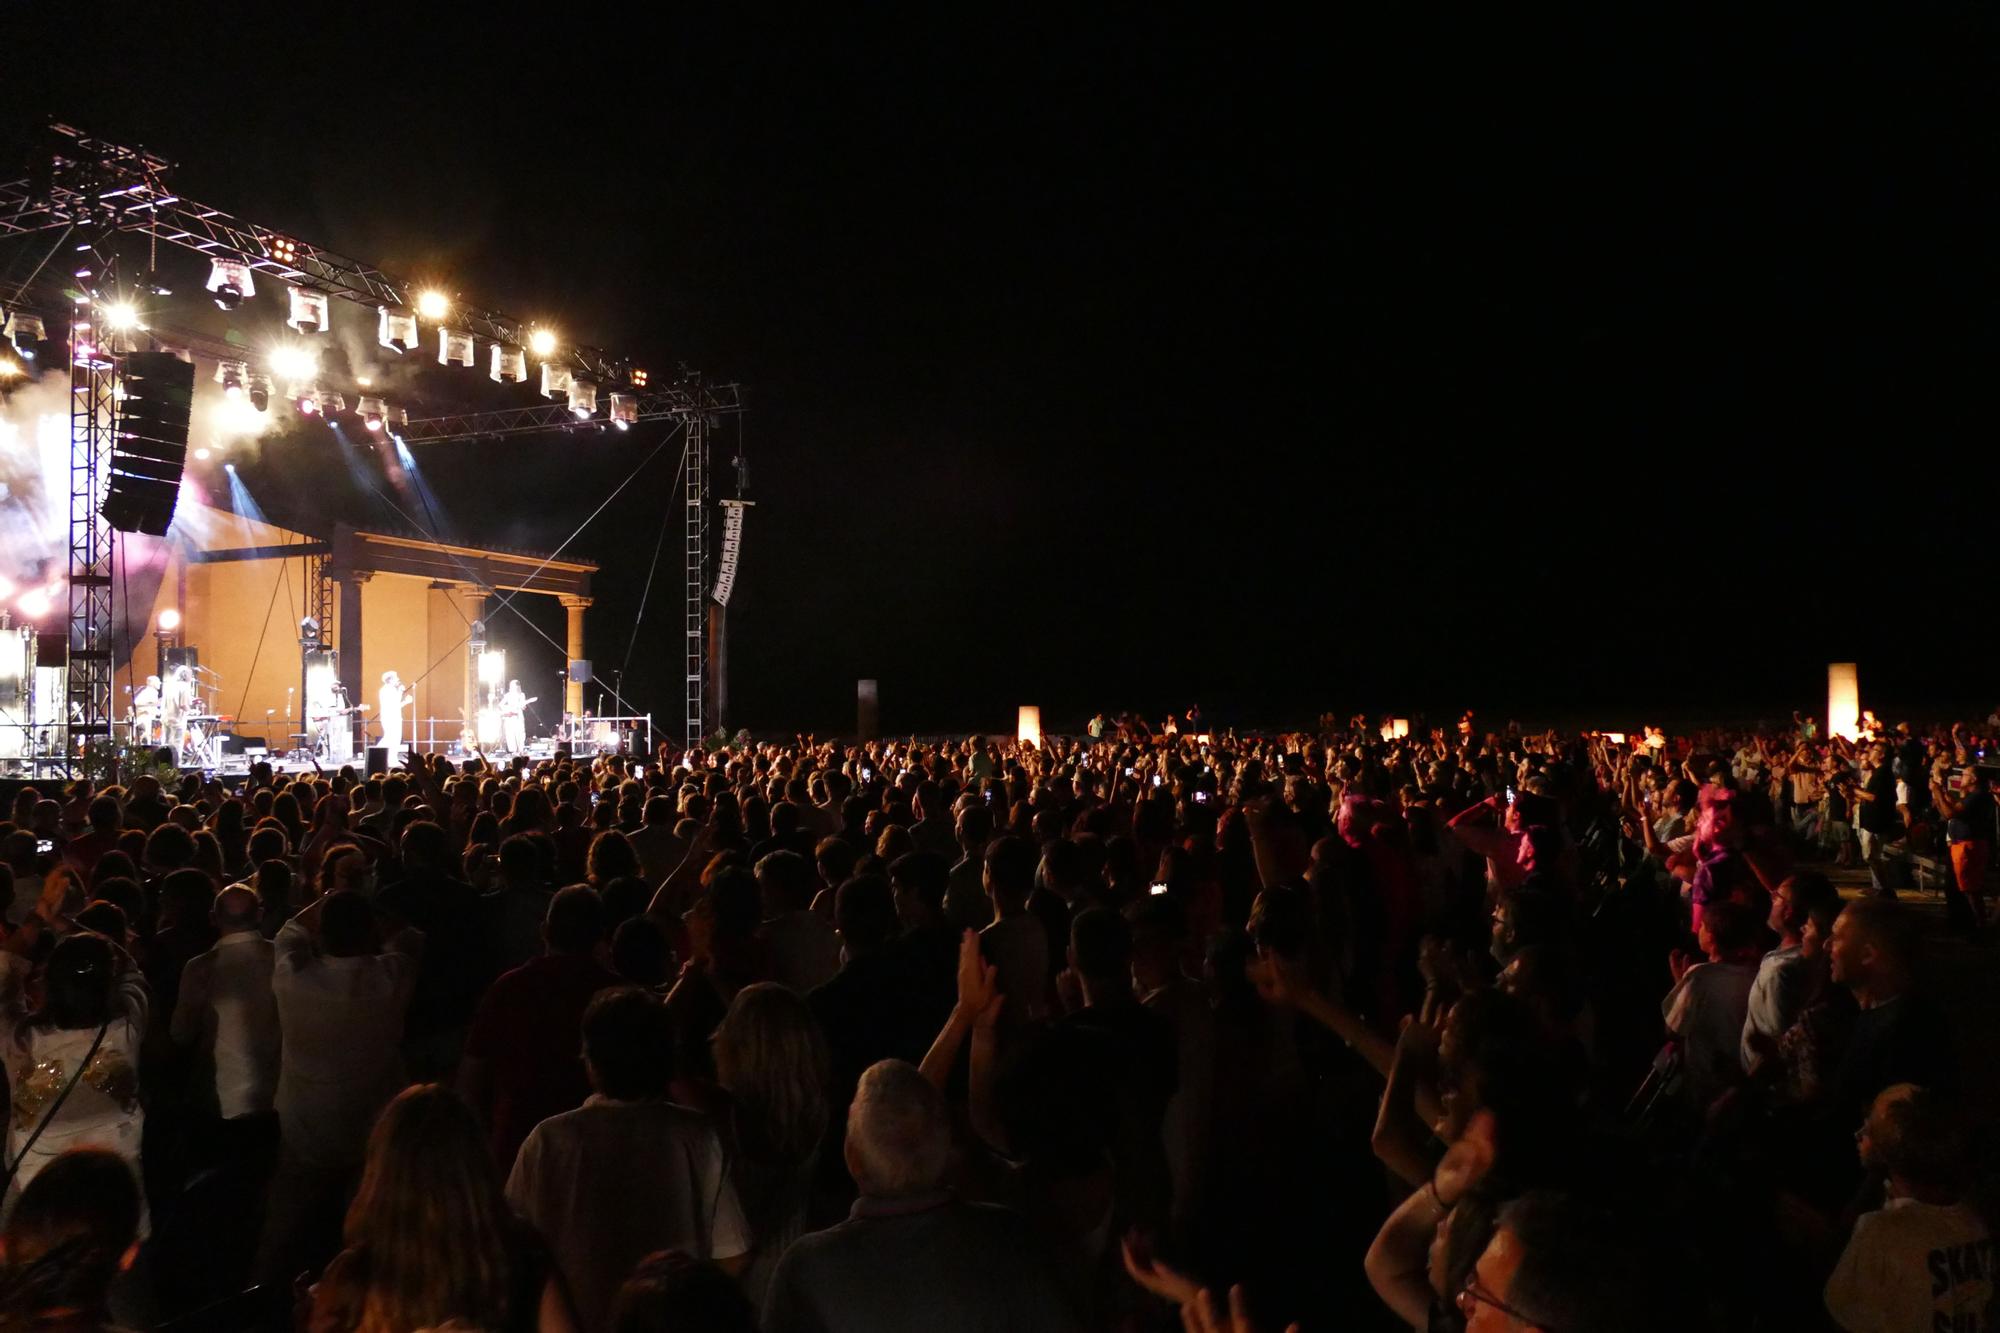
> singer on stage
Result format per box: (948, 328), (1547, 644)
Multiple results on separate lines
(379, 670), (412, 761)
(500, 679), (531, 754)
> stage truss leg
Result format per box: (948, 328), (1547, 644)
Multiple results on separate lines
(67, 265), (118, 773)
(684, 407), (707, 754)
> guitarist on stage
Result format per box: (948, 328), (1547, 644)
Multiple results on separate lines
(500, 679), (535, 755)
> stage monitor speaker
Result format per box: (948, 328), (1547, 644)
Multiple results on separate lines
(162, 647), (199, 674)
(366, 745), (390, 776)
(568, 659), (592, 684)
(102, 351), (194, 536)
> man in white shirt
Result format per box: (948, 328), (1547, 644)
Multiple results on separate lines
(1827, 1083), (1993, 1333)
(1741, 872), (1839, 1074)
(172, 885), (281, 1122)
(508, 988), (748, 1333)
(255, 890), (423, 1285)
(171, 883), (282, 1292)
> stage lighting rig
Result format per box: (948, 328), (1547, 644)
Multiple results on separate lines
(378, 307), (417, 353)
(528, 328), (557, 359)
(541, 362), (572, 399)
(630, 368), (649, 387)
(358, 395), (387, 432)
(3, 311), (45, 360)
(102, 301), (142, 332)
(247, 372), (272, 411)
(417, 290), (450, 321)
(215, 359), (248, 397)
(295, 386), (321, 416)
(490, 343), (526, 383)
(609, 393), (637, 429)
(567, 378), (597, 419)
(439, 328), (475, 368)
(287, 287), (330, 334)
(265, 234), (299, 265)
(206, 257), (255, 310)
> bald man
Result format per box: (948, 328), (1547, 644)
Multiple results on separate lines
(172, 884), (282, 1123)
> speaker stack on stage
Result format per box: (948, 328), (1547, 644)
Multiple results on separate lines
(102, 350), (195, 536)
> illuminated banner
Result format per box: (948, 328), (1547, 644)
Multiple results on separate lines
(712, 499), (749, 606)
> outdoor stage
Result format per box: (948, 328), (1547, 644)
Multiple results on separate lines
(0, 499), (660, 778)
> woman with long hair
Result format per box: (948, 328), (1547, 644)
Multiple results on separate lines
(708, 983), (831, 1308)
(310, 1084), (578, 1333)
(210, 798), (252, 880)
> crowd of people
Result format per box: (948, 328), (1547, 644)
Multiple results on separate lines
(0, 710), (1993, 1331)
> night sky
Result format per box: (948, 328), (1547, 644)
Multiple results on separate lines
(6, 7), (1995, 736)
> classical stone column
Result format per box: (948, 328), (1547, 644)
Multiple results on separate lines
(336, 571), (370, 738)
(560, 595), (591, 718)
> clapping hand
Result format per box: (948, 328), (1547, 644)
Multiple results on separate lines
(955, 930), (1005, 1030)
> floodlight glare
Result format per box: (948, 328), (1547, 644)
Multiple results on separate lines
(528, 328), (557, 358)
(269, 345), (319, 381)
(416, 290), (450, 321)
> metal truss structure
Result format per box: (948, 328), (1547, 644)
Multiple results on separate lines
(685, 408), (709, 752)
(2, 122), (750, 766)
(398, 378), (742, 444)
(67, 246), (118, 763)
(0, 124), (643, 387)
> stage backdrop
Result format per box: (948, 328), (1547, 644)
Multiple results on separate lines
(131, 503), (490, 754)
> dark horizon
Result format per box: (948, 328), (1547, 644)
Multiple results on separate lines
(6, 8), (1994, 739)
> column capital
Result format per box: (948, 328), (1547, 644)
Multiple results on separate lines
(559, 595), (594, 610)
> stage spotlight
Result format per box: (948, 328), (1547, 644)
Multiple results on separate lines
(629, 368), (649, 387)
(102, 301), (142, 333)
(439, 329), (475, 368)
(0, 355), (20, 380)
(158, 607), (182, 633)
(416, 290), (450, 321)
(264, 234), (299, 265)
(4, 311), (46, 360)
(378, 306), (417, 353)
(269, 344), (319, 382)
(206, 258), (255, 310)
(15, 588), (51, 620)
(215, 359), (249, 397)
(194, 447), (211, 461)
(358, 395), (386, 431)
(540, 362), (572, 400)
(490, 343), (526, 383)
(528, 327), (558, 358)
(287, 287), (330, 335)
(248, 373), (272, 412)
(325, 391), (348, 414)
(567, 378), (598, 418)
(609, 393), (637, 429)
(296, 388), (321, 415)
(299, 615), (321, 647)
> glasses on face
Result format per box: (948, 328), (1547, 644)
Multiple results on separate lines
(1458, 1273), (1552, 1329)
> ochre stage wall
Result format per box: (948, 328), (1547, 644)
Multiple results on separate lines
(132, 505), (479, 753)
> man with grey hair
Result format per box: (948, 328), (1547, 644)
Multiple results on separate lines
(171, 882), (282, 1293)
(761, 1060), (1077, 1332)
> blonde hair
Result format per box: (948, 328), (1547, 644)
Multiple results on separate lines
(714, 983), (830, 1164)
